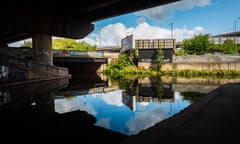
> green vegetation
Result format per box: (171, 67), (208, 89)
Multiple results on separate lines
(181, 34), (211, 55)
(103, 51), (159, 80)
(104, 39), (240, 79)
(179, 34), (239, 55)
(156, 46), (165, 70)
(161, 69), (240, 78)
(180, 92), (205, 103)
(21, 38), (96, 51)
(52, 38), (96, 51)
(209, 39), (238, 54)
(22, 40), (32, 48)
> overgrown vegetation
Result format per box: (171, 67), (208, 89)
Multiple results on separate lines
(103, 47), (165, 79)
(161, 69), (240, 78)
(177, 34), (240, 55)
(21, 38), (96, 51)
(208, 39), (238, 54)
(181, 34), (211, 55)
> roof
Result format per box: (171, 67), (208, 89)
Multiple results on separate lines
(211, 31), (240, 37)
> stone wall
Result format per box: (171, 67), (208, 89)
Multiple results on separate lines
(161, 55), (240, 71)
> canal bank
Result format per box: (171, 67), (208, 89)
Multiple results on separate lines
(119, 82), (240, 144)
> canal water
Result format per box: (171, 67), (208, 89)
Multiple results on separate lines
(54, 77), (196, 136)
(1, 73), (238, 143)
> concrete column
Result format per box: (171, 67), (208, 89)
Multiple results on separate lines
(32, 33), (53, 65)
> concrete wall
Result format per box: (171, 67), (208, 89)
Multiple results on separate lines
(138, 62), (158, 69)
(141, 55), (240, 71)
(173, 55), (240, 63)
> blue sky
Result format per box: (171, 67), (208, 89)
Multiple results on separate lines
(9, 0), (240, 48)
(80, 0), (240, 47)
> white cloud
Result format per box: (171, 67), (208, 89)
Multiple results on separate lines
(7, 22), (206, 48)
(78, 37), (97, 46)
(136, 17), (146, 24)
(95, 117), (111, 129)
(54, 97), (97, 115)
(82, 22), (206, 47)
(126, 106), (167, 135)
(100, 90), (125, 107)
(135, 0), (212, 22)
(8, 38), (32, 47)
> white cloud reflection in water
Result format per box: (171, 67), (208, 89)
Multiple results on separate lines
(54, 90), (191, 135)
(126, 104), (167, 135)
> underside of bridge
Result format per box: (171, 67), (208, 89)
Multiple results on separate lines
(0, 0), (179, 45)
(0, 0), (179, 79)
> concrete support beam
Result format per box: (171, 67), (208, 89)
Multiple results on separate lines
(0, 14), (94, 39)
(32, 33), (53, 65)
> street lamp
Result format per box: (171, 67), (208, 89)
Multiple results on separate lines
(233, 18), (240, 44)
(95, 24), (102, 48)
(237, 17), (240, 32)
(169, 22), (173, 39)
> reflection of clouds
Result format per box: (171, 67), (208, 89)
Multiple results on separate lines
(95, 117), (111, 129)
(54, 98), (96, 116)
(101, 90), (124, 107)
(126, 107), (166, 135)
(174, 92), (183, 100)
(55, 90), (124, 115)
(136, 102), (148, 111)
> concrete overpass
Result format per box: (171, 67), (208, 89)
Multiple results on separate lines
(0, 0), (180, 43)
(0, 0), (179, 66)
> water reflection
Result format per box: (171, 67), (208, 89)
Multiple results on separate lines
(54, 76), (204, 135)
(0, 77), (125, 143)
(2, 73), (240, 139)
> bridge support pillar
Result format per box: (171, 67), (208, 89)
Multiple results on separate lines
(32, 33), (53, 65)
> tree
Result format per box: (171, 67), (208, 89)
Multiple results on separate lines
(182, 34), (211, 55)
(21, 38), (97, 51)
(208, 39), (238, 54)
(118, 53), (132, 69)
(156, 47), (164, 71)
(52, 38), (97, 51)
(222, 39), (238, 54)
(21, 40), (32, 48)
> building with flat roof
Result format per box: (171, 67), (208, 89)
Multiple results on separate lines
(209, 31), (240, 44)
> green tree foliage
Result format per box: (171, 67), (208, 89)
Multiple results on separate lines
(156, 48), (164, 64)
(52, 38), (96, 51)
(208, 39), (238, 54)
(182, 34), (211, 55)
(105, 52), (134, 74)
(156, 47), (164, 70)
(22, 40), (32, 48)
(222, 39), (238, 54)
(21, 38), (96, 51)
(174, 49), (188, 56)
(208, 44), (222, 53)
(118, 53), (132, 69)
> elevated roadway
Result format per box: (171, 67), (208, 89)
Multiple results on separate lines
(0, 0), (180, 68)
(0, 0), (180, 45)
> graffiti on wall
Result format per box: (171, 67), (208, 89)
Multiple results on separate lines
(36, 48), (50, 65)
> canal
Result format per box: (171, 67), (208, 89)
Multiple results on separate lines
(1, 73), (239, 143)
